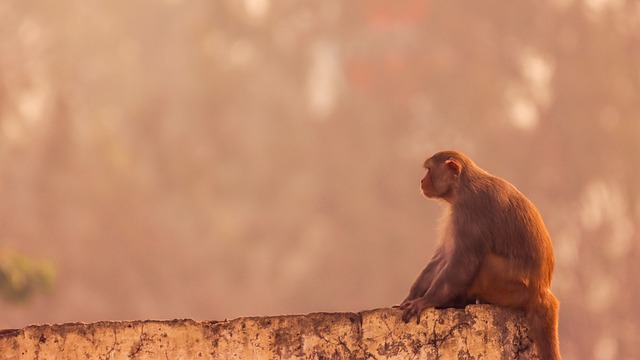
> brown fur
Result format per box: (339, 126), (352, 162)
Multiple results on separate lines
(399, 150), (561, 360)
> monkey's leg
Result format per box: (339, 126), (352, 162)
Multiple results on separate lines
(468, 254), (561, 358)
(466, 253), (530, 308)
(436, 295), (475, 309)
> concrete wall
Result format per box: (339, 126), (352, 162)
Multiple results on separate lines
(0, 305), (539, 359)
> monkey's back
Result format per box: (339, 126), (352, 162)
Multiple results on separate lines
(455, 170), (555, 286)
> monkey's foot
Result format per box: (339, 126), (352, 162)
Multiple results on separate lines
(399, 298), (428, 324)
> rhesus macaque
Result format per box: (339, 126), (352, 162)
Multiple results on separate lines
(399, 150), (560, 360)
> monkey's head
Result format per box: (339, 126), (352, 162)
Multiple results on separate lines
(421, 150), (469, 201)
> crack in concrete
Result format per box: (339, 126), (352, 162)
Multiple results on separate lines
(103, 327), (117, 360)
(128, 323), (145, 358)
(427, 314), (473, 360)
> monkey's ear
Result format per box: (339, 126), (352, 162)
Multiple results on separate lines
(445, 159), (461, 174)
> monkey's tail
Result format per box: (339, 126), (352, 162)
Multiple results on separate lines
(527, 289), (561, 360)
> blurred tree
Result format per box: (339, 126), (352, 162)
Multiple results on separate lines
(0, 248), (55, 303)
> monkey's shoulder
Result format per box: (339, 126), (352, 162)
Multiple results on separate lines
(474, 175), (535, 205)
(461, 175), (544, 230)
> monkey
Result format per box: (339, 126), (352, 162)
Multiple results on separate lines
(398, 150), (561, 360)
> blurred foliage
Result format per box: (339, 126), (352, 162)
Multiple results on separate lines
(0, 248), (54, 303)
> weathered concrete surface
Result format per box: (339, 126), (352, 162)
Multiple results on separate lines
(0, 305), (539, 359)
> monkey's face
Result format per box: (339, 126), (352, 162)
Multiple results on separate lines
(421, 156), (462, 201)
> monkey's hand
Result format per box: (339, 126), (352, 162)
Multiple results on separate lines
(399, 298), (428, 324)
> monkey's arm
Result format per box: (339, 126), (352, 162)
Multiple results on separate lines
(399, 247), (445, 305)
(401, 246), (482, 323)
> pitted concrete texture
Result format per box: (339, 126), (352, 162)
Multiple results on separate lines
(0, 305), (539, 359)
